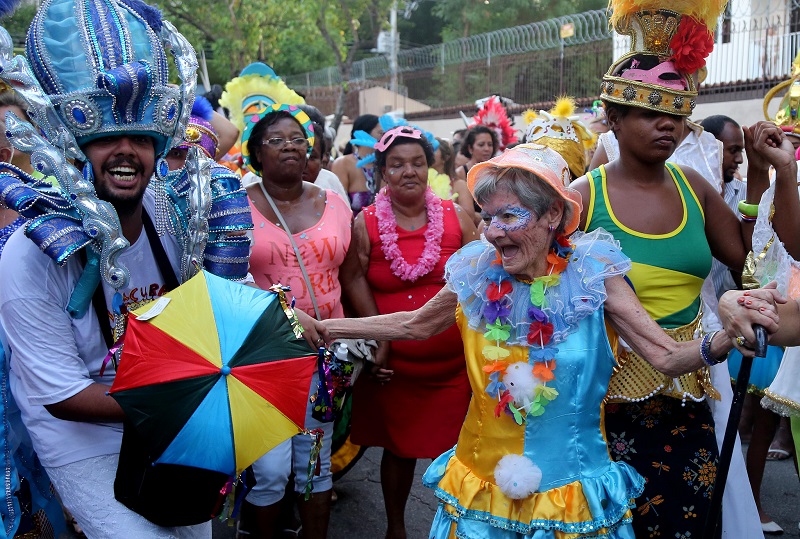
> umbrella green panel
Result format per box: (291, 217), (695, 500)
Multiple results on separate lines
(155, 376), (237, 475)
(112, 374), (220, 459)
(227, 302), (314, 368)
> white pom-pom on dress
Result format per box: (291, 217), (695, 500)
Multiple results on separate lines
(493, 454), (542, 499)
(502, 362), (539, 409)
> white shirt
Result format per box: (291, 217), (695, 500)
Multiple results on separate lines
(0, 192), (181, 467)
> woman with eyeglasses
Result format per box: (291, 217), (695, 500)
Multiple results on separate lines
(349, 125), (477, 539)
(239, 105), (383, 539)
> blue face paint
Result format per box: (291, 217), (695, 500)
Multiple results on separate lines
(482, 205), (533, 232)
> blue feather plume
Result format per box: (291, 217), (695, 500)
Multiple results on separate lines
(192, 95), (214, 121)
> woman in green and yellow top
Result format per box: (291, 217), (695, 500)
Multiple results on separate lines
(571, 99), (798, 537)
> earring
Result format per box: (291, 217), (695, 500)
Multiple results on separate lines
(548, 225), (554, 233)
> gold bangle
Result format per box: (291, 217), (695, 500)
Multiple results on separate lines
(738, 200), (759, 218)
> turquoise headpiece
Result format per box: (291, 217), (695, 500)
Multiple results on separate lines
(24, 0), (194, 158)
(241, 103), (314, 175)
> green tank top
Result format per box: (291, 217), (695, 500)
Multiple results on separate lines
(584, 163), (712, 328)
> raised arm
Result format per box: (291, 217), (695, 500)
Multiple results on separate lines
(747, 122), (800, 258)
(210, 111), (239, 158)
(603, 275), (733, 376)
(322, 287), (458, 343)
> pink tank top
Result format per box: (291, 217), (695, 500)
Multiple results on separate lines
(248, 190), (352, 319)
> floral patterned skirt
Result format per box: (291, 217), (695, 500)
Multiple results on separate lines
(605, 396), (720, 539)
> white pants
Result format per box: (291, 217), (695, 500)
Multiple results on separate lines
(246, 373), (334, 506)
(46, 454), (212, 539)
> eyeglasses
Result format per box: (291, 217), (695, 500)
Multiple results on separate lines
(262, 137), (309, 148)
(374, 126), (423, 152)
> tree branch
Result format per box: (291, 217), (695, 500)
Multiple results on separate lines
(162, 1), (217, 41)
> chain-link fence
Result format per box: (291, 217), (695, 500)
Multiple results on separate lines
(288, 3), (800, 118)
(287, 9), (613, 116)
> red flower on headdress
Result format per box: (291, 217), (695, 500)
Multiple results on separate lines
(669, 17), (714, 75)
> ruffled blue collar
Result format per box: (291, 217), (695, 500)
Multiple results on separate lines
(444, 229), (631, 347)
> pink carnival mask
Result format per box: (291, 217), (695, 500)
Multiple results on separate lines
(620, 59), (688, 91)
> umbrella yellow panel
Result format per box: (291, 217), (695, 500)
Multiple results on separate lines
(227, 376), (303, 474)
(132, 272), (222, 368)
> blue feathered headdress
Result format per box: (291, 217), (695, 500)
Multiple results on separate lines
(23, 0), (195, 157)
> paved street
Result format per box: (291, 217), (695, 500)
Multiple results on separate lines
(212, 444), (799, 538)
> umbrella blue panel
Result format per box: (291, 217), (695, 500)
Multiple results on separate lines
(156, 376), (236, 475)
(204, 271), (276, 365)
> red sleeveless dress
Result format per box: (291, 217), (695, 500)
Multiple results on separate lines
(351, 199), (471, 458)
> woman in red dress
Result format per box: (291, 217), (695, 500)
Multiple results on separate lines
(350, 126), (477, 539)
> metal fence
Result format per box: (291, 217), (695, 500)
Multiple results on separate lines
(287, 9), (614, 116)
(288, 3), (800, 118)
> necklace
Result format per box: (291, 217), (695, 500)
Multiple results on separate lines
(375, 187), (444, 282)
(482, 234), (574, 424)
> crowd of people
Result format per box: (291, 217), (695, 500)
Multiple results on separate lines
(0, 0), (799, 538)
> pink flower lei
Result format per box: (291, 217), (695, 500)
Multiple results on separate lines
(375, 187), (444, 282)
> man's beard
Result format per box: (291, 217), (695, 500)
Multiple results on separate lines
(94, 182), (148, 217)
(92, 157), (150, 217)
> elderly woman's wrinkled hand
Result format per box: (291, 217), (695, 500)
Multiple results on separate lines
(296, 309), (330, 350)
(719, 283), (785, 353)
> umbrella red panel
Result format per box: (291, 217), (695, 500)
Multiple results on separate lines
(111, 321), (220, 392)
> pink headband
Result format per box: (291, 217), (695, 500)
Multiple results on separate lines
(374, 126), (423, 152)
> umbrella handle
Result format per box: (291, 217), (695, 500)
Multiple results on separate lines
(753, 324), (768, 358)
(703, 323), (766, 535)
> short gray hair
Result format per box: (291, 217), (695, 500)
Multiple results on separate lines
(473, 166), (572, 233)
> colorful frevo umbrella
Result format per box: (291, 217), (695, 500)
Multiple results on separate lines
(109, 271), (317, 477)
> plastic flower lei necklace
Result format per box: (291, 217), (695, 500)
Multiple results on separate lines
(375, 186), (444, 282)
(482, 233), (574, 424)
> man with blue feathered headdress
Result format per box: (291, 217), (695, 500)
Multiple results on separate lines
(0, 0), (252, 535)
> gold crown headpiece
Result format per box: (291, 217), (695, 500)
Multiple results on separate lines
(523, 97), (596, 178)
(763, 51), (800, 128)
(601, 0), (727, 116)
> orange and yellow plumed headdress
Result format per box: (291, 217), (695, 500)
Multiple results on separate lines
(600, 0), (727, 116)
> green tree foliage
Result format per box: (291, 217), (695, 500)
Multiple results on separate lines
(153, 0), (336, 82)
(1, 3), (38, 49)
(309, 0), (391, 130)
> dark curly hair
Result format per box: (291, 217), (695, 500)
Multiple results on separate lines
(461, 125), (499, 159)
(246, 110), (305, 174)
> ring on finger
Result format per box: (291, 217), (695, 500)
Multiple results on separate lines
(735, 335), (747, 346)
(315, 337), (323, 344)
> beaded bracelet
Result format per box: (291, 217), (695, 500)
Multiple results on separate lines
(700, 331), (726, 366)
(740, 213), (757, 223)
(738, 200), (759, 218)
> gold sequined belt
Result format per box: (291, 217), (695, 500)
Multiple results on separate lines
(605, 312), (720, 403)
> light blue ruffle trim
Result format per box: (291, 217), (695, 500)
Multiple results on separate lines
(423, 448), (643, 537)
(444, 228), (631, 347)
(429, 506), (636, 539)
